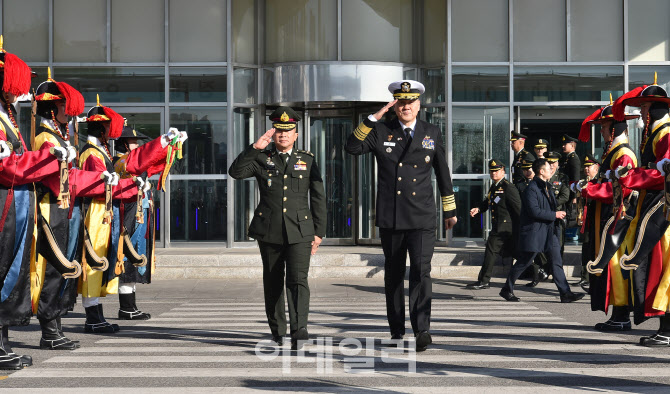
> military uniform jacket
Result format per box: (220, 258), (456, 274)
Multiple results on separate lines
(477, 179), (520, 235)
(228, 144), (327, 245)
(559, 151), (581, 183)
(345, 117), (456, 230)
(549, 172), (570, 210)
(512, 149), (533, 184)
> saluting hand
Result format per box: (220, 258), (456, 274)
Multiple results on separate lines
(469, 208), (480, 217)
(445, 216), (458, 231)
(372, 100), (398, 121)
(311, 235), (322, 256)
(253, 128), (275, 150)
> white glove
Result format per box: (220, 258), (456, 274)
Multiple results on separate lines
(134, 177), (145, 189)
(605, 170), (612, 180)
(577, 182), (587, 192)
(66, 146), (77, 163)
(161, 127), (180, 148)
(177, 131), (188, 143)
(142, 180), (151, 194)
(111, 173), (119, 186)
(614, 166), (626, 179)
(570, 183), (576, 193)
(657, 158), (670, 176)
(102, 171), (114, 185)
(0, 141), (10, 160)
(52, 146), (67, 161)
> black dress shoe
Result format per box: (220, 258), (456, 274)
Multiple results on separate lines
(415, 331), (432, 352)
(560, 292), (585, 303)
(640, 333), (670, 347)
(291, 327), (309, 350)
(499, 289), (520, 302)
(272, 335), (284, 346)
(594, 319), (632, 332)
(570, 279), (588, 287)
(525, 280), (540, 288)
(466, 282), (490, 290)
(391, 333), (404, 340)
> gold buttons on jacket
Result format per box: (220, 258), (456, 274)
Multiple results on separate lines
(305, 216), (308, 219)
(397, 191), (401, 195)
(412, 192), (416, 196)
(414, 165), (417, 168)
(413, 178), (416, 182)
(283, 186), (287, 190)
(283, 197), (287, 201)
(282, 208), (287, 213)
(398, 177), (402, 181)
(399, 163), (403, 167)
(299, 175), (303, 179)
(284, 175), (288, 178)
(259, 212), (262, 216)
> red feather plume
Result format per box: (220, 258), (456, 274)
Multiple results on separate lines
(613, 86), (645, 121)
(579, 108), (602, 142)
(55, 81), (84, 116)
(2, 53), (31, 96)
(102, 106), (124, 139)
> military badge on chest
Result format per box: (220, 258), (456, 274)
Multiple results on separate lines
(421, 135), (435, 150)
(294, 159), (307, 171)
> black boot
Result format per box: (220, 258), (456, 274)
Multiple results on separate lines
(118, 292), (151, 320)
(0, 326), (22, 370)
(595, 306), (631, 332)
(84, 305), (117, 333)
(56, 317), (80, 347)
(99, 304), (120, 332)
(39, 318), (78, 350)
(640, 315), (670, 347)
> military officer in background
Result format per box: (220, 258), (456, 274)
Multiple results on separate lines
(545, 151), (570, 257)
(534, 138), (549, 159)
(345, 80), (457, 352)
(466, 160), (521, 289)
(572, 153), (601, 288)
(560, 134), (581, 183)
(228, 106), (327, 349)
(511, 131), (534, 184)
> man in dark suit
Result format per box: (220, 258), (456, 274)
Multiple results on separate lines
(466, 160), (521, 289)
(345, 80), (457, 352)
(228, 106), (327, 349)
(499, 158), (585, 303)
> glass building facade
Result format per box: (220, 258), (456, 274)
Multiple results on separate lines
(1, 0), (669, 246)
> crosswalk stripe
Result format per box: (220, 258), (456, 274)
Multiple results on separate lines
(155, 313), (565, 321)
(142, 318), (572, 326)
(162, 309), (552, 315)
(169, 306), (542, 312)
(182, 301), (538, 306)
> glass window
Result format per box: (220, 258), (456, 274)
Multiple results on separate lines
(170, 67), (227, 102)
(452, 180), (484, 239)
(55, 67), (165, 103)
(170, 179), (227, 241)
(265, 0), (337, 62)
(570, 0), (623, 61)
(54, 0), (106, 62)
(629, 66), (670, 91)
(111, 111), (162, 142)
(263, 69), (275, 104)
(169, 0), (226, 62)
(452, 0), (508, 62)
(310, 115), (354, 239)
(342, 0), (413, 62)
(420, 68), (445, 104)
(111, 0), (164, 62)
(513, 0), (566, 61)
(2, 0), (49, 62)
(233, 108), (255, 242)
(453, 67), (509, 102)
(629, 0), (670, 61)
(423, 106), (446, 144)
(423, 0), (446, 64)
(234, 68), (256, 104)
(514, 66), (624, 102)
(232, 0), (257, 64)
(452, 106), (510, 175)
(169, 107), (227, 174)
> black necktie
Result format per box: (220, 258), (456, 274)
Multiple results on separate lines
(404, 128), (413, 145)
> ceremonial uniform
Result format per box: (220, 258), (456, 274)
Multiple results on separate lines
(345, 80), (456, 351)
(511, 131), (533, 184)
(228, 107), (326, 348)
(467, 160), (520, 288)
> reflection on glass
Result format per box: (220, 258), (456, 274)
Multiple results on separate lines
(453, 67), (509, 102)
(423, 107), (446, 145)
(452, 0), (508, 62)
(170, 180), (227, 241)
(358, 149), (376, 239)
(452, 107), (509, 174)
(628, 66), (670, 92)
(452, 180), (484, 239)
(2, 0), (49, 62)
(263, 69), (275, 104)
(233, 108), (255, 157)
(55, 67), (165, 103)
(423, 0), (446, 64)
(111, 0), (164, 62)
(514, 67), (624, 102)
(342, 0), (412, 62)
(169, 107), (227, 174)
(420, 68), (445, 104)
(265, 0), (337, 62)
(234, 68), (256, 104)
(513, 0), (565, 61)
(54, 0), (106, 62)
(234, 179), (255, 242)
(169, 0), (226, 62)
(570, 0), (623, 61)
(232, 0), (257, 64)
(112, 112), (162, 142)
(170, 68), (227, 102)
(310, 116), (354, 239)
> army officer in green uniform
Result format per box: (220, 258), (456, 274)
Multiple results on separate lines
(228, 107), (327, 349)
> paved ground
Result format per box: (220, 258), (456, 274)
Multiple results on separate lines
(1, 278), (669, 392)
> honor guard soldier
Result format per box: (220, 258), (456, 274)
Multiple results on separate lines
(229, 106), (327, 350)
(467, 160), (521, 289)
(534, 138), (549, 159)
(511, 131), (534, 184)
(545, 151), (570, 257)
(560, 134), (581, 183)
(345, 80), (457, 352)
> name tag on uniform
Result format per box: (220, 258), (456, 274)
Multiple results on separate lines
(494, 196), (501, 204)
(294, 159), (307, 171)
(383, 142), (396, 147)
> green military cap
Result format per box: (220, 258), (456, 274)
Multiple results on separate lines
(510, 130), (528, 141)
(488, 159), (504, 171)
(269, 106), (301, 131)
(534, 138), (549, 149)
(545, 151), (561, 163)
(520, 153), (535, 169)
(583, 153), (600, 166)
(561, 134), (579, 144)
